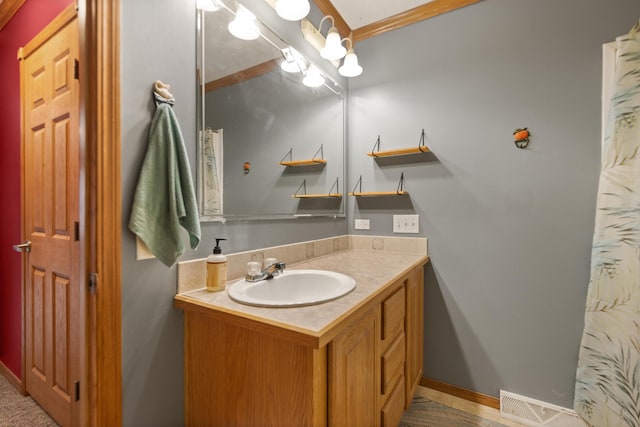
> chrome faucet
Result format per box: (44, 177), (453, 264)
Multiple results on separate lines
(245, 261), (286, 282)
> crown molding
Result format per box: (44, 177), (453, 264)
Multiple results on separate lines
(0, 0), (27, 30)
(352, 0), (481, 42)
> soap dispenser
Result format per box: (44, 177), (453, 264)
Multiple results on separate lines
(206, 238), (227, 292)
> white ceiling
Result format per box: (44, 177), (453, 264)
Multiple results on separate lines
(329, 0), (436, 29)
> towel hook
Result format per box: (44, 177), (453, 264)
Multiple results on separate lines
(153, 80), (175, 106)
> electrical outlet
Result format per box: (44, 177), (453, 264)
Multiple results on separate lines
(354, 219), (370, 230)
(393, 214), (419, 233)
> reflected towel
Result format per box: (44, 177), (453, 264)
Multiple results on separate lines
(128, 103), (201, 267)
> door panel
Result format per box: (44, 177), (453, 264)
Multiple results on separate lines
(21, 14), (79, 427)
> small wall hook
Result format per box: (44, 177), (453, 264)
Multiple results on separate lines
(513, 127), (530, 149)
(243, 161), (251, 174)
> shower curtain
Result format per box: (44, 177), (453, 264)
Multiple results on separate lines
(574, 28), (640, 427)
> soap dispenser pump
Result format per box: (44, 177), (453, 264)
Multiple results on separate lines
(206, 238), (227, 292)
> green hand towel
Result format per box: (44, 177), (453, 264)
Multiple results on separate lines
(128, 103), (201, 267)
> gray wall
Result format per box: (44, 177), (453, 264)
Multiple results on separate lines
(121, 0), (640, 424)
(347, 0), (640, 408)
(120, 0), (346, 426)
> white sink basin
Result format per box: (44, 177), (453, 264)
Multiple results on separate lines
(228, 269), (356, 307)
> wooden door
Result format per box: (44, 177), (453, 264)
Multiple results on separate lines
(20, 11), (80, 427)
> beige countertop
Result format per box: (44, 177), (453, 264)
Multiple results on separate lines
(174, 249), (428, 345)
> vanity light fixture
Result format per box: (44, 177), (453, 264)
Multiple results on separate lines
(338, 38), (363, 77)
(319, 16), (346, 61)
(281, 47), (307, 73)
(275, 0), (310, 21)
(302, 66), (325, 88)
(228, 5), (260, 40)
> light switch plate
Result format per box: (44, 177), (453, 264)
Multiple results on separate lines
(393, 215), (419, 233)
(354, 218), (370, 230)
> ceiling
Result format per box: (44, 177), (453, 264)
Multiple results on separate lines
(202, 0), (482, 84)
(329, 0), (435, 30)
(312, 0), (480, 41)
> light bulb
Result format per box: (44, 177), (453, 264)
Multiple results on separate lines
(281, 47), (307, 73)
(228, 6), (260, 40)
(197, 0), (221, 11)
(275, 0), (310, 21)
(320, 27), (346, 60)
(303, 67), (325, 88)
(339, 48), (363, 77)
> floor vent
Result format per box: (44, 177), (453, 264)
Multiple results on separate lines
(499, 390), (587, 427)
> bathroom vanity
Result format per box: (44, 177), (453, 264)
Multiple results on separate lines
(175, 244), (427, 427)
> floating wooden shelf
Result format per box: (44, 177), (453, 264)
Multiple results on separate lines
(367, 129), (430, 158)
(348, 191), (408, 197)
(367, 146), (429, 157)
(292, 178), (342, 199)
(349, 173), (408, 197)
(292, 193), (342, 198)
(280, 145), (326, 167)
(280, 159), (327, 167)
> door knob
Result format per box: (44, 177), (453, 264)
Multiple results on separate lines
(13, 241), (31, 253)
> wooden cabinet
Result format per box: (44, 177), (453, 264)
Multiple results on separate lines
(405, 266), (424, 405)
(328, 307), (378, 427)
(178, 263), (425, 427)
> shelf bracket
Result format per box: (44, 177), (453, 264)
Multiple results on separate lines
(329, 177), (339, 196)
(351, 175), (363, 194)
(294, 179), (308, 197)
(369, 136), (381, 156)
(281, 147), (293, 163)
(418, 128), (426, 148)
(396, 172), (405, 194)
(312, 144), (324, 162)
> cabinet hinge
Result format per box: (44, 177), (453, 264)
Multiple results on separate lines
(74, 58), (79, 80)
(75, 381), (80, 401)
(74, 221), (80, 241)
(89, 272), (98, 294)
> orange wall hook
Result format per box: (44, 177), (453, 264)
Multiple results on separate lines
(513, 127), (530, 149)
(243, 161), (251, 174)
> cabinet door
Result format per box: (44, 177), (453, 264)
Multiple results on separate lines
(405, 267), (424, 405)
(329, 307), (379, 427)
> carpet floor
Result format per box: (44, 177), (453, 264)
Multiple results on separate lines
(1, 373), (507, 426)
(0, 374), (58, 426)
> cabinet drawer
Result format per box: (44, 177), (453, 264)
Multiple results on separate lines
(382, 286), (405, 342)
(381, 332), (405, 395)
(380, 376), (405, 427)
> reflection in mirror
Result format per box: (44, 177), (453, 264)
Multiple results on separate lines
(197, 2), (346, 221)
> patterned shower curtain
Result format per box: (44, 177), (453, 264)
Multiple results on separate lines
(574, 29), (640, 427)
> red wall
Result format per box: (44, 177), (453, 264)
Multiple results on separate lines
(0, 0), (73, 379)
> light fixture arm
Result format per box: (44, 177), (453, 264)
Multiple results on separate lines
(341, 37), (354, 50)
(318, 15), (336, 34)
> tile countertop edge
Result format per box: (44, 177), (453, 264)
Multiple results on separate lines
(174, 250), (429, 349)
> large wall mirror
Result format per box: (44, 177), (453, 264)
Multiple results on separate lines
(196, 2), (346, 221)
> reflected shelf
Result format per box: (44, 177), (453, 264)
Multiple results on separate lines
(292, 193), (342, 198)
(280, 144), (326, 167)
(292, 178), (342, 198)
(280, 159), (327, 167)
